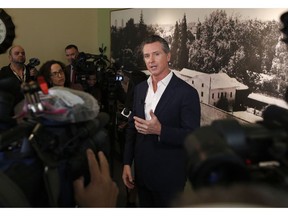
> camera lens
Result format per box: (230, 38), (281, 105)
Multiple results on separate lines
(115, 74), (123, 81)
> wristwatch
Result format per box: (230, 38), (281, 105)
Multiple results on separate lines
(0, 9), (15, 54)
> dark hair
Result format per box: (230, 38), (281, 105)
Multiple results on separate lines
(65, 44), (78, 51)
(280, 11), (288, 44)
(140, 35), (170, 54)
(38, 60), (69, 87)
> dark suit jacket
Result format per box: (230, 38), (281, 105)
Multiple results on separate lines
(123, 72), (200, 192)
(0, 65), (34, 127)
(0, 64), (33, 107)
(65, 65), (73, 84)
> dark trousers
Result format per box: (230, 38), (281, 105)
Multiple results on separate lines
(137, 185), (182, 207)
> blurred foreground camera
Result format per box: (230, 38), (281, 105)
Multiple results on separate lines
(185, 105), (288, 190)
(0, 80), (110, 207)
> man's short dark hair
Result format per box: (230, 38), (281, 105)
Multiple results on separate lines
(140, 35), (170, 54)
(65, 44), (78, 51)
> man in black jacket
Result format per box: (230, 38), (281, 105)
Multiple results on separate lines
(0, 45), (35, 128)
(122, 35), (201, 207)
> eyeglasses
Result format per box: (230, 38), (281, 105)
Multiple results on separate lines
(50, 69), (64, 77)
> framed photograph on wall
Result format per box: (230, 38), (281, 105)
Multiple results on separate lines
(111, 8), (288, 124)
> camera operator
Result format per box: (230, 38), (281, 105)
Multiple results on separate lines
(0, 45), (38, 128)
(65, 44), (79, 83)
(65, 44), (83, 90)
(113, 55), (147, 207)
(115, 60), (148, 156)
(84, 71), (103, 109)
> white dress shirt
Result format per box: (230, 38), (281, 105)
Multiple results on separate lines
(144, 71), (173, 120)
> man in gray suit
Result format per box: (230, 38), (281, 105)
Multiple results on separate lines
(122, 35), (201, 207)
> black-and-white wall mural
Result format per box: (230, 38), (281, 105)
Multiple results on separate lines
(111, 8), (288, 125)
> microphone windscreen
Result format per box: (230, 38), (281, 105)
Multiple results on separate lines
(40, 87), (100, 124)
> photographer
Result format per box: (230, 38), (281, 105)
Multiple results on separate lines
(84, 71), (102, 109)
(65, 44), (79, 85)
(114, 58), (147, 207)
(115, 60), (148, 157)
(0, 45), (38, 128)
(65, 45), (89, 90)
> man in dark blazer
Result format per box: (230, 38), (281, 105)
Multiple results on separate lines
(122, 35), (201, 207)
(64, 44), (85, 91)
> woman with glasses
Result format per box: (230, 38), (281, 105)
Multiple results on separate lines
(38, 60), (69, 88)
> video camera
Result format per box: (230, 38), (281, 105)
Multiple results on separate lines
(185, 104), (288, 191)
(72, 45), (124, 104)
(72, 45), (121, 85)
(26, 57), (40, 69)
(0, 79), (110, 207)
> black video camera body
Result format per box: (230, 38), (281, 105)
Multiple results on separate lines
(72, 45), (110, 86)
(185, 104), (288, 190)
(0, 81), (110, 207)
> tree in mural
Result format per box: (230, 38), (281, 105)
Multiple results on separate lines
(111, 9), (284, 98)
(178, 14), (189, 69)
(111, 25), (124, 58)
(111, 10), (155, 69)
(170, 21), (180, 68)
(267, 34), (288, 98)
(260, 20), (280, 73)
(226, 19), (280, 92)
(271, 37), (288, 80)
(216, 95), (230, 111)
(189, 10), (240, 74)
(170, 14), (193, 70)
(183, 9), (282, 94)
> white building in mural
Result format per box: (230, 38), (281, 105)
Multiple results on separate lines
(177, 68), (248, 106)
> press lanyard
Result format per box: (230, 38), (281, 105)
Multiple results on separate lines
(12, 68), (26, 82)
